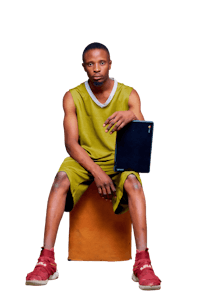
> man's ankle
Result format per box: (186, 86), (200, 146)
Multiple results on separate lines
(42, 245), (54, 251)
(136, 247), (147, 253)
(44, 247), (54, 251)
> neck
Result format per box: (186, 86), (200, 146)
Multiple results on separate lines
(88, 77), (113, 94)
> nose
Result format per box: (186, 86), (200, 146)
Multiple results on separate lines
(94, 63), (100, 73)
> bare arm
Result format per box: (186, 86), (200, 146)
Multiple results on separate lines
(63, 91), (101, 177)
(128, 89), (145, 121)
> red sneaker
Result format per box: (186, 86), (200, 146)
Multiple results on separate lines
(132, 248), (161, 290)
(26, 248), (59, 286)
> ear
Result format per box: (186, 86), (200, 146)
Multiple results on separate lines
(109, 59), (112, 71)
(82, 62), (86, 72)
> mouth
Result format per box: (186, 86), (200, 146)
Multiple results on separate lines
(93, 76), (102, 80)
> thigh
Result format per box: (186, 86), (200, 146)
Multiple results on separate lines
(58, 156), (93, 211)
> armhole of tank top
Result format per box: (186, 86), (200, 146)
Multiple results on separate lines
(126, 86), (134, 108)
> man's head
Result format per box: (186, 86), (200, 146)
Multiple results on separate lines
(82, 42), (112, 87)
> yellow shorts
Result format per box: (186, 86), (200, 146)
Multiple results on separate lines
(58, 156), (142, 215)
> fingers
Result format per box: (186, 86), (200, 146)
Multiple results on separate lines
(105, 120), (120, 133)
(102, 186), (111, 201)
(110, 184), (117, 198)
(98, 184), (117, 201)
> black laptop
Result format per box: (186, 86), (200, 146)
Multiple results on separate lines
(114, 121), (154, 173)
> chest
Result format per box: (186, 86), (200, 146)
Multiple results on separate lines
(94, 93), (130, 104)
(92, 91), (111, 104)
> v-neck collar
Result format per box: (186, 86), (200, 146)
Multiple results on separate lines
(84, 78), (118, 108)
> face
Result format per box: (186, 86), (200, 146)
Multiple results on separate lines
(82, 48), (112, 86)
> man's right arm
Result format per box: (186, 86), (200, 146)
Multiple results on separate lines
(63, 91), (101, 177)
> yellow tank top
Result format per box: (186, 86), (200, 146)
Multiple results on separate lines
(69, 78), (133, 163)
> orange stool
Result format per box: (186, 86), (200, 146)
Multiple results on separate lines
(68, 181), (132, 261)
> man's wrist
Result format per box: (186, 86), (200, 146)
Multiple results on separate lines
(90, 163), (102, 177)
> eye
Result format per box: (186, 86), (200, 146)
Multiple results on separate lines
(88, 62), (93, 66)
(88, 61), (105, 66)
(100, 61), (105, 65)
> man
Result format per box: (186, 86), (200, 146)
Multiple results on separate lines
(26, 42), (161, 290)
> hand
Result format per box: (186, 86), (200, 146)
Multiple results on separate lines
(103, 110), (138, 134)
(93, 169), (117, 201)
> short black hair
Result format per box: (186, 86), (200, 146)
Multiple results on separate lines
(82, 42), (110, 62)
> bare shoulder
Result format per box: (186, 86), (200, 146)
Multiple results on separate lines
(62, 90), (79, 147)
(128, 88), (145, 121)
(63, 91), (76, 114)
(130, 88), (140, 99)
(128, 88), (141, 106)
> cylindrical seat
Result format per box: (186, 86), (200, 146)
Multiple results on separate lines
(68, 181), (132, 261)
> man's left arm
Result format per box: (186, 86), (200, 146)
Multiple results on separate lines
(103, 89), (145, 134)
(128, 89), (145, 121)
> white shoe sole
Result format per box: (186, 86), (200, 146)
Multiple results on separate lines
(132, 272), (161, 290)
(26, 271), (59, 286)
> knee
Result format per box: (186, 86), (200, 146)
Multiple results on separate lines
(124, 174), (142, 194)
(52, 171), (70, 192)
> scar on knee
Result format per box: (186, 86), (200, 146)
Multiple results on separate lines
(134, 184), (140, 189)
(54, 183), (59, 188)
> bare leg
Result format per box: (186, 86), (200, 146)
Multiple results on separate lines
(43, 171), (70, 250)
(124, 174), (147, 251)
